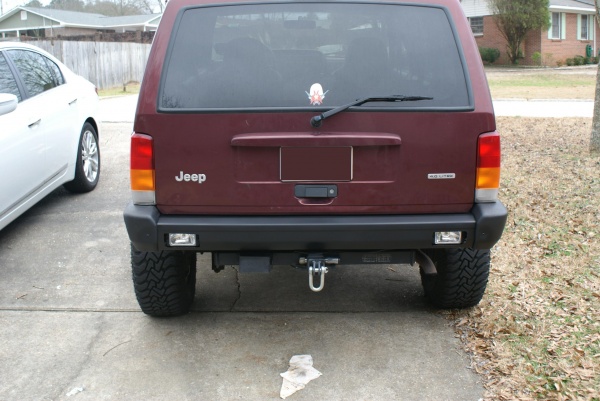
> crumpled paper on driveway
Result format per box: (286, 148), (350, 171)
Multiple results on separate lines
(280, 355), (322, 399)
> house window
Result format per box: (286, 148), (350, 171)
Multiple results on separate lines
(549, 12), (566, 40)
(25, 29), (45, 38)
(469, 17), (484, 36)
(579, 14), (594, 40)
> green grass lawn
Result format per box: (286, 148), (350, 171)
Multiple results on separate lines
(486, 69), (596, 99)
(488, 74), (594, 88)
(98, 82), (141, 97)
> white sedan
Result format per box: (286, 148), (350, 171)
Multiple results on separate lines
(0, 42), (101, 230)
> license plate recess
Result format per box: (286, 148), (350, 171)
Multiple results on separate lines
(280, 147), (353, 182)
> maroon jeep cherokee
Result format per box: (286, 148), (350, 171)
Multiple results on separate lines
(124, 0), (507, 316)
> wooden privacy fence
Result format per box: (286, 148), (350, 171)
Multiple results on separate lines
(33, 40), (151, 90)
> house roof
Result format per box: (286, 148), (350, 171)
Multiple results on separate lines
(549, 0), (595, 12)
(0, 6), (161, 30)
(460, 0), (596, 18)
(561, 0), (595, 6)
(98, 14), (163, 27)
(19, 7), (106, 25)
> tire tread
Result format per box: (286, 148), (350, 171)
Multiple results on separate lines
(421, 248), (490, 309)
(131, 245), (196, 317)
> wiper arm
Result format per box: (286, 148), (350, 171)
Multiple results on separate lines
(310, 95), (433, 128)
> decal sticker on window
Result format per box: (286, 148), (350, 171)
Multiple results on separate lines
(306, 83), (328, 106)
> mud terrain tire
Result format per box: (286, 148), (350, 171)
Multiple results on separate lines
(131, 245), (197, 316)
(420, 248), (490, 309)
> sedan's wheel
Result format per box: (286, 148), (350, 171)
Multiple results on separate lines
(131, 244), (197, 317)
(64, 122), (100, 193)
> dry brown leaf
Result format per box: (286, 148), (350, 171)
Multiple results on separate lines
(446, 117), (600, 401)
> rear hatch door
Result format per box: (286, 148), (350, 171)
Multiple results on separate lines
(139, 0), (495, 215)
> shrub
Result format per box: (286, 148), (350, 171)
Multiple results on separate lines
(566, 58), (574, 66)
(591, 56), (599, 64)
(479, 47), (501, 64)
(574, 55), (585, 66)
(556, 60), (564, 67)
(532, 52), (542, 66)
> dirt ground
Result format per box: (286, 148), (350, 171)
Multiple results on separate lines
(486, 65), (598, 100)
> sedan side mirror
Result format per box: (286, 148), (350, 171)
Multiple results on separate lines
(0, 93), (18, 116)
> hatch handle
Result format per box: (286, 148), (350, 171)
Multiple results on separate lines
(295, 185), (337, 198)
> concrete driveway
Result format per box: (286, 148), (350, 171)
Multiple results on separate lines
(0, 98), (488, 400)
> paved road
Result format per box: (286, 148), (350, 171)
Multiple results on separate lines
(0, 115), (483, 397)
(493, 98), (593, 118)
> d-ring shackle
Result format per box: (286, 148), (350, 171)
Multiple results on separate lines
(308, 260), (328, 292)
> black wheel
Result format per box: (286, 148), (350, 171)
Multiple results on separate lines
(131, 244), (197, 317)
(63, 122), (100, 193)
(420, 248), (490, 309)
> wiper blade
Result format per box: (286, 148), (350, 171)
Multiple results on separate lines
(310, 95), (433, 128)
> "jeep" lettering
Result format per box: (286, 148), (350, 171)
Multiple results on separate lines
(175, 171), (206, 184)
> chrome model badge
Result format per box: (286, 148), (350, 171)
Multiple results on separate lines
(175, 171), (206, 184)
(427, 173), (456, 179)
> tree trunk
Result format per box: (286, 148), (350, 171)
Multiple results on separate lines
(592, 61), (600, 154)
(592, 0), (600, 154)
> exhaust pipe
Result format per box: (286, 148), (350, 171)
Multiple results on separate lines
(415, 250), (437, 276)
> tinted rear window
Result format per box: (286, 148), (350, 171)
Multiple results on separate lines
(161, 2), (470, 110)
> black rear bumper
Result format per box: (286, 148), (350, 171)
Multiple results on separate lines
(123, 202), (507, 252)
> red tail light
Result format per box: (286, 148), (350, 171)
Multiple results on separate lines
(476, 132), (501, 202)
(130, 133), (155, 205)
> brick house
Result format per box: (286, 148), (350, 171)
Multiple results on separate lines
(0, 7), (161, 40)
(461, 0), (599, 66)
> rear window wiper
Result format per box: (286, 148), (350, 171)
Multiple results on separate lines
(310, 95), (433, 128)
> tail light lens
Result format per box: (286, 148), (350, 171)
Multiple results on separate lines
(475, 132), (501, 203)
(130, 133), (155, 205)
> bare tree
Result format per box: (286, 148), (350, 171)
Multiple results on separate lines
(47, 0), (161, 15)
(86, 0), (153, 15)
(592, 0), (600, 154)
(24, 0), (44, 7)
(47, 0), (86, 12)
(138, 0), (163, 13)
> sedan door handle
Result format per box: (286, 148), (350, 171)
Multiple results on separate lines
(28, 118), (41, 128)
(68, 98), (78, 105)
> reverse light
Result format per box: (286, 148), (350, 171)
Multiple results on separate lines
(168, 233), (197, 247)
(435, 231), (463, 245)
(475, 132), (501, 203)
(130, 133), (155, 205)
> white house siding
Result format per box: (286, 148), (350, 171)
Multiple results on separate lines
(460, 0), (493, 17)
(461, 0), (595, 17)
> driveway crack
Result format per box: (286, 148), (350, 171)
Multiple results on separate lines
(230, 266), (241, 311)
